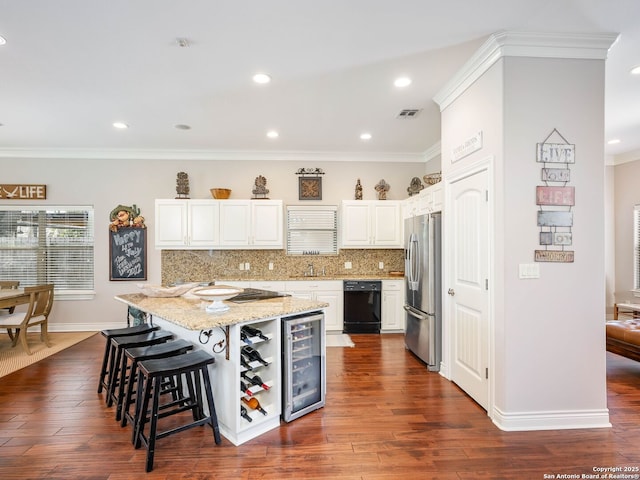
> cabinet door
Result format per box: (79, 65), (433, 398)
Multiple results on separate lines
(340, 202), (371, 246)
(188, 200), (220, 247)
(382, 280), (405, 332)
(371, 202), (401, 247)
(155, 199), (188, 248)
(219, 201), (251, 247)
(316, 289), (343, 332)
(251, 201), (283, 247)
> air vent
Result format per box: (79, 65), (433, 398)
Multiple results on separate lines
(397, 109), (421, 119)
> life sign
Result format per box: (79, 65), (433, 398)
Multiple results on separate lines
(0, 184), (47, 200)
(536, 186), (575, 206)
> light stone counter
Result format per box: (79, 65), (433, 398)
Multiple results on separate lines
(115, 293), (327, 330)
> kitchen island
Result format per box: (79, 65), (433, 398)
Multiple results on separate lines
(114, 292), (327, 446)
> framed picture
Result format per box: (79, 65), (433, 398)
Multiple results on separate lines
(299, 177), (322, 200)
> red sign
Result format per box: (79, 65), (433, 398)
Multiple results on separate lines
(536, 186), (574, 206)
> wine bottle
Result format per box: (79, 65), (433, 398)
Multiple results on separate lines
(240, 330), (253, 344)
(242, 396), (267, 415)
(240, 380), (253, 396)
(242, 372), (270, 391)
(240, 405), (252, 422)
(241, 325), (268, 341)
(240, 355), (253, 371)
(241, 346), (269, 366)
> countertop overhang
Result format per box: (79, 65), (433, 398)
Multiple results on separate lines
(115, 293), (328, 330)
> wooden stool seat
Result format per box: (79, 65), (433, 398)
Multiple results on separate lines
(98, 324), (159, 395)
(119, 338), (194, 428)
(134, 350), (221, 472)
(106, 330), (174, 408)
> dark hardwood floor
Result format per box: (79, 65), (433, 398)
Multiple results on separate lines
(1, 332), (639, 479)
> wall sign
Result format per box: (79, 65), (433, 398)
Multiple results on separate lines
(535, 128), (574, 263)
(109, 227), (147, 281)
(452, 131), (483, 162)
(0, 184), (47, 200)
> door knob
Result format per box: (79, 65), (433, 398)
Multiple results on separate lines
(447, 288), (455, 296)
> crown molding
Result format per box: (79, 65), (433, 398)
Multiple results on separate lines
(422, 141), (441, 162)
(433, 30), (619, 111)
(0, 148), (427, 163)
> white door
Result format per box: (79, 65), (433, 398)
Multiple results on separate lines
(449, 168), (490, 410)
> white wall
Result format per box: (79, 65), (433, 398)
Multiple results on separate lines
(1, 157), (424, 330)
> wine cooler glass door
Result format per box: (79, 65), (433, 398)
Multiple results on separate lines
(282, 311), (325, 422)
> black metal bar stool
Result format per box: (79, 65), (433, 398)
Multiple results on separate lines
(134, 349), (221, 472)
(106, 330), (174, 408)
(119, 338), (194, 427)
(97, 323), (159, 395)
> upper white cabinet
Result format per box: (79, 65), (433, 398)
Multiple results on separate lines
(155, 199), (219, 248)
(155, 199), (283, 250)
(403, 183), (443, 220)
(340, 201), (402, 248)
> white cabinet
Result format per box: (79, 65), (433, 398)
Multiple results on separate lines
(382, 279), (405, 332)
(155, 199), (219, 248)
(219, 200), (283, 249)
(155, 199), (283, 250)
(403, 183), (443, 221)
(340, 201), (402, 248)
(284, 280), (343, 332)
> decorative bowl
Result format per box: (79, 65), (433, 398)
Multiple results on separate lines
(423, 172), (442, 185)
(192, 285), (243, 313)
(210, 188), (231, 199)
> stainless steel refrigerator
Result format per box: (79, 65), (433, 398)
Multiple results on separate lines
(281, 311), (325, 422)
(404, 212), (442, 371)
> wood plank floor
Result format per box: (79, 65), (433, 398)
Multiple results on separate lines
(1, 333), (640, 479)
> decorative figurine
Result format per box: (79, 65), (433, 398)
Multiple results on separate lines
(252, 175), (270, 199)
(407, 176), (424, 196)
(176, 171), (190, 199)
(109, 204), (145, 232)
(375, 179), (390, 200)
(355, 178), (363, 200)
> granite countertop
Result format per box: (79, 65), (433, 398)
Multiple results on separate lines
(115, 293), (328, 330)
(215, 274), (405, 282)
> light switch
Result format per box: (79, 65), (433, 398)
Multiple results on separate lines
(268, 262), (274, 271)
(519, 263), (540, 279)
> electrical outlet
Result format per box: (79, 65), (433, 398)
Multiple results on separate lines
(245, 262), (250, 270)
(379, 262), (384, 270)
(345, 261), (352, 269)
(238, 263), (244, 271)
(268, 262), (274, 271)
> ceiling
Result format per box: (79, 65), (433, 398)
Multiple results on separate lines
(1, 0), (639, 163)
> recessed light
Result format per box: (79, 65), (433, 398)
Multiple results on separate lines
(174, 124), (191, 130)
(360, 133), (372, 140)
(394, 77), (412, 88)
(266, 130), (279, 138)
(253, 73), (272, 84)
(630, 65), (640, 75)
(0, 35), (6, 46)
(608, 138), (621, 145)
(112, 122), (129, 129)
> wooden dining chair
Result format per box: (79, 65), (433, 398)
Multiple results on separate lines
(0, 281), (20, 314)
(0, 284), (54, 355)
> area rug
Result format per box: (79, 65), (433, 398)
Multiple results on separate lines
(326, 333), (355, 347)
(0, 331), (97, 378)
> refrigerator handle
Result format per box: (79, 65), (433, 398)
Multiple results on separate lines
(408, 233), (420, 290)
(403, 305), (429, 320)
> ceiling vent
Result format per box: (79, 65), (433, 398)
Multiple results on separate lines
(397, 109), (421, 119)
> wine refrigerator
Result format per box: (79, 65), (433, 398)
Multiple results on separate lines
(281, 311), (325, 422)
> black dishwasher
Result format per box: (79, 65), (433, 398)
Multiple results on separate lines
(343, 280), (382, 334)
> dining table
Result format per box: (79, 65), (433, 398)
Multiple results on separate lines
(0, 288), (29, 310)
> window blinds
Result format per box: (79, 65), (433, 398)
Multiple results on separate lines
(0, 206), (95, 292)
(286, 206), (338, 255)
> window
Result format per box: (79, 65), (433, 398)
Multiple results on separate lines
(0, 206), (94, 296)
(635, 205), (640, 292)
(286, 205), (338, 255)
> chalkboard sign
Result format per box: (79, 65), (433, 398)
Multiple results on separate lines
(109, 227), (147, 281)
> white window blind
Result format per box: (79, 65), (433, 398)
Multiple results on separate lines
(634, 205), (640, 291)
(286, 206), (338, 255)
(0, 206), (95, 293)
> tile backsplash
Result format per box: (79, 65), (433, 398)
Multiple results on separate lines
(161, 249), (404, 285)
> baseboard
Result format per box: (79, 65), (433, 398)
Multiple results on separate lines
(48, 322), (124, 332)
(491, 406), (611, 431)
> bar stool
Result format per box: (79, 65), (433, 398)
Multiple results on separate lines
(106, 330), (174, 408)
(118, 338), (194, 427)
(98, 323), (159, 395)
(134, 350), (221, 472)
